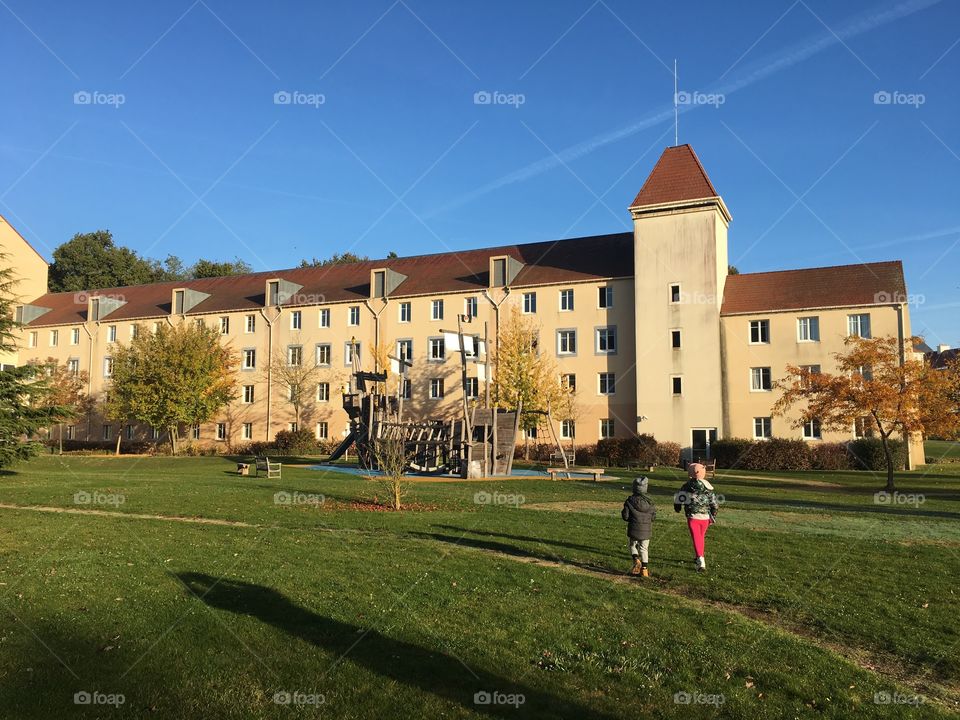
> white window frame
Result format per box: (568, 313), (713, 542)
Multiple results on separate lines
(749, 319), (770, 345)
(599, 418), (615, 439)
(291, 310), (302, 330)
(428, 337), (445, 362)
(797, 316), (820, 343)
(315, 343), (331, 366)
(557, 329), (577, 356)
(49, 329), (58, 346)
(287, 345), (303, 367)
(242, 423), (253, 440)
(219, 316), (230, 334)
(560, 419), (575, 439)
(399, 302), (411, 323)
(753, 417), (772, 439)
(107, 325), (117, 343)
(671, 328), (682, 349)
(522, 292), (537, 314)
(599, 285), (614, 309)
(317, 383), (330, 402)
(348, 306), (360, 326)
(103, 357), (114, 378)
(671, 375), (683, 396)
(70, 328), (80, 345)
(669, 283), (682, 304)
(216, 423), (227, 441)
(803, 418), (822, 439)
(596, 326), (617, 354)
(848, 313), (871, 339)
(242, 349), (256, 370)
(319, 308), (330, 328)
(429, 378), (444, 399)
(431, 299), (444, 321)
(559, 288), (574, 312)
(750, 367), (772, 392)
(464, 297), (478, 318)
(245, 314), (256, 333)
(243, 385), (255, 404)
(316, 421), (329, 440)
(598, 372), (615, 395)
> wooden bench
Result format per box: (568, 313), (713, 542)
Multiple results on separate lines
(550, 450), (575, 466)
(255, 456), (282, 479)
(547, 467), (605, 482)
(694, 458), (717, 480)
(236, 462), (250, 476)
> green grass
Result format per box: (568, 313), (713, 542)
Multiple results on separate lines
(1, 456), (959, 718)
(927, 440), (960, 461)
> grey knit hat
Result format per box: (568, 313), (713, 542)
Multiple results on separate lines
(633, 476), (649, 494)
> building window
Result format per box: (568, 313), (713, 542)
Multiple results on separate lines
(243, 385), (255, 404)
(750, 367), (772, 391)
(561, 420), (575, 439)
(316, 422), (329, 440)
(216, 423), (227, 441)
(28, 331), (37, 348)
(242, 349), (256, 370)
(103, 424), (112, 440)
(465, 377), (479, 398)
(151, 427), (160, 440)
(431, 299), (444, 321)
(267, 281), (280, 306)
(71, 328), (80, 345)
(287, 345), (303, 367)
(561, 373), (576, 392)
(596, 326), (617, 354)
(242, 423), (253, 440)
(599, 286), (614, 308)
(399, 302), (411, 323)
(400, 378), (411, 400)
(848, 313), (871, 338)
(245, 315), (256, 333)
(600, 419), (615, 439)
(67, 358), (80, 375)
(599, 372), (615, 395)
(803, 418), (822, 439)
(317, 382), (330, 402)
(319, 308), (330, 328)
(669, 283), (681, 304)
(429, 378), (444, 399)
(559, 288), (574, 311)
(49, 329), (58, 346)
(291, 310), (302, 330)
(66, 425), (75, 440)
(345, 342), (360, 366)
(671, 329), (682, 349)
(152, 322), (161, 334)
(671, 376), (683, 395)
(107, 325), (117, 343)
(316, 343), (331, 366)
(754, 417), (772, 439)
(522, 292), (537, 314)
(854, 416), (873, 438)
(219, 317), (230, 334)
(856, 364), (874, 381)
(191, 424), (200, 440)
(797, 316), (820, 342)
(557, 330), (577, 355)
(103, 357), (114, 378)
(526, 427), (538, 440)
(428, 337), (445, 362)
(348, 306), (360, 326)
(749, 319), (770, 344)
(465, 297), (478, 318)
(397, 339), (413, 361)
(130, 324), (139, 339)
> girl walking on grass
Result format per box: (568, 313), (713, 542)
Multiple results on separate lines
(674, 463), (720, 573)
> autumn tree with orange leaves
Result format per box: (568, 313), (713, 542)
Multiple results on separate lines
(774, 335), (959, 492)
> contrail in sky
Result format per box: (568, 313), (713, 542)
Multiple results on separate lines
(426, 0), (945, 217)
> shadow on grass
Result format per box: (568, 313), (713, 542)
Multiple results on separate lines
(431, 525), (607, 554)
(716, 494), (960, 520)
(178, 572), (618, 719)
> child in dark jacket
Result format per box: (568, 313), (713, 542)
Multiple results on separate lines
(621, 476), (656, 577)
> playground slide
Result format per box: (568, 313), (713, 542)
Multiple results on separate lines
(326, 429), (357, 463)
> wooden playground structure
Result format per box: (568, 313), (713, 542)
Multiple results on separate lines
(326, 315), (523, 478)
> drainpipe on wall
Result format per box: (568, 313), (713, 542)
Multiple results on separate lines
(82, 321), (95, 439)
(895, 301), (914, 470)
(363, 298), (389, 372)
(481, 288), (510, 396)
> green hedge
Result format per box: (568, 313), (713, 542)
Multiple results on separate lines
(712, 438), (812, 471)
(848, 438), (906, 471)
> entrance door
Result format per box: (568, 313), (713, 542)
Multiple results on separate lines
(691, 428), (718, 459)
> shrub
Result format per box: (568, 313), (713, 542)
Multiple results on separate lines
(848, 438), (906, 472)
(655, 441), (681, 467)
(712, 438), (811, 471)
(273, 429), (319, 456)
(810, 443), (852, 471)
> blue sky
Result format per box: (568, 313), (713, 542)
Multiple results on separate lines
(1, 0), (958, 345)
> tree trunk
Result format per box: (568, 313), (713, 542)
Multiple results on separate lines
(58, 423), (63, 455)
(169, 426), (178, 456)
(881, 433), (896, 492)
(115, 432), (122, 457)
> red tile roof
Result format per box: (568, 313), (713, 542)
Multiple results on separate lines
(21, 232), (634, 326)
(721, 261), (906, 315)
(629, 144), (720, 208)
(927, 348), (958, 370)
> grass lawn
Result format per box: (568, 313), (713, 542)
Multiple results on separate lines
(927, 440), (960, 461)
(1, 456), (959, 718)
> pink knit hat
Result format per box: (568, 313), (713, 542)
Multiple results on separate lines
(688, 463), (706, 480)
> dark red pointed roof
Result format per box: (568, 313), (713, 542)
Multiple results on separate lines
(629, 144), (720, 208)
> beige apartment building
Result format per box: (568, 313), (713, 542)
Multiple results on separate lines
(5, 145), (923, 465)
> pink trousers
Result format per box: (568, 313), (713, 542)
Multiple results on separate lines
(687, 518), (710, 557)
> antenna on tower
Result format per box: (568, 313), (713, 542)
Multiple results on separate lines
(673, 59), (679, 146)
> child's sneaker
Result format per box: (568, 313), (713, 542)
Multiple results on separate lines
(630, 557), (642, 575)
(641, 566), (650, 578)
(695, 556), (706, 573)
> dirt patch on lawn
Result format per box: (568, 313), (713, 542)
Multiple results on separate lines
(0, 502), (255, 527)
(523, 501), (620, 514)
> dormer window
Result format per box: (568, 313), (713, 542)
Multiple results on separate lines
(174, 290), (185, 314)
(369, 267), (407, 300)
(263, 278), (303, 307)
(489, 255), (523, 288)
(373, 270), (386, 298)
(268, 281), (280, 306)
(170, 288), (209, 316)
(492, 258), (507, 287)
